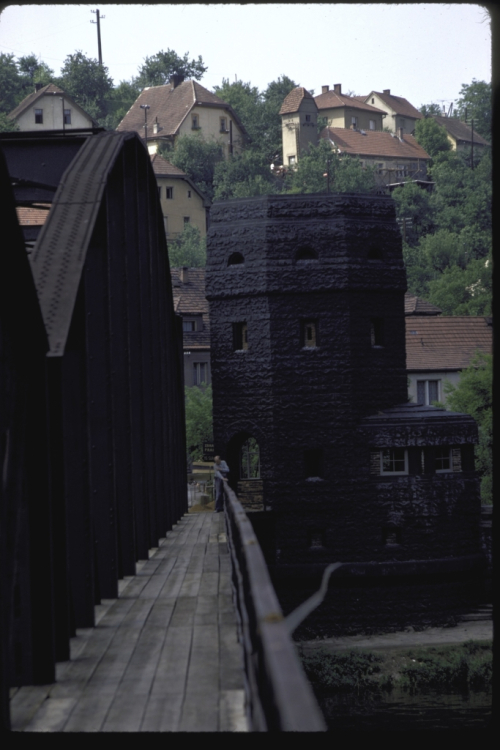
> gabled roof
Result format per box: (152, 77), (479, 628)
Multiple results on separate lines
(117, 80), (249, 141)
(314, 90), (386, 115)
(150, 153), (209, 204)
(362, 91), (423, 120)
(406, 316), (492, 371)
(321, 127), (431, 160)
(404, 293), (442, 316)
(9, 84), (98, 126)
(279, 87), (317, 115)
(170, 267), (210, 349)
(432, 115), (490, 146)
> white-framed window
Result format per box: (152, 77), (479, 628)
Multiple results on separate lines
(166, 187), (173, 199)
(380, 448), (408, 475)
(417, 380), (440, 405)
(193, 362), (208, 386)
(63, 109), (71, 124)
(435, 447), (452, 472)
(34, 108), (43, 124)
(369, 119), (375, 130)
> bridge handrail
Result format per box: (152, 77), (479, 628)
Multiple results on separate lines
(223, 483), (326, 732)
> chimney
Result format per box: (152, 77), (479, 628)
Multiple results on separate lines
(383, 89), (390, 95)
(169, 74), (184, 89)
(35, 82), (43, 92)
(399, 127), (404, 140)
(333, 83), (342, 95)
(153, 117), (159, 134)
(322, 85), (329, 94)
(180, 266), (189, 283)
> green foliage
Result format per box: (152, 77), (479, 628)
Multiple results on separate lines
(414, 117), (451, 157)
(392, 181), (434, 243)
(102, 79), (142, 130)
(285, 139), (376, 194)
(454, 79), (491, 139)
(168, 134), (224, 202)
(185, 383), (213, 461)
(213, 77), (262, 144)
(17, 54), (54, 90)
(137, 49), (207, 88)
(0, 112), (19, 132)
(426, 254), (492, 316)
(419, 102), (444, 117)
(300, 649), (392, 693)
(168, 224), (206, 268)
(443, 352), (492, 503)
(0, 53), (23, 113)
(59, 51), (113, 121)
(213, 149), (276, 200)
(400, 641), (492, 691)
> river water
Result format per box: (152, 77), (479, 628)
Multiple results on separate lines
(318, 688), (492, 730)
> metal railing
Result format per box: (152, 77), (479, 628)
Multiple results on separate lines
(223, 483), (326, 732)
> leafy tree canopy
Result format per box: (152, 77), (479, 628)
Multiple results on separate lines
(137, 49), (207, 88)
(414, 117), (451, 158)
(213, 78), (262, 142)
(419, 102), (445, 117)
(444, 352), (492, 504)
(213, 149), (276, 200)
(285, 139), (376, 194)
(185, 383), (213, 461)
(426, 254), (492, 317)
(454, 79), (491, 139)
(0, 53), (23, 113)
(168, 224), (206, 268)
(167, 134), (224, 202)
(59, 51), (113, 120)
(0, 112), (19, 132)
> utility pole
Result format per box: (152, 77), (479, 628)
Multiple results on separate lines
(90, 9), (105, 65)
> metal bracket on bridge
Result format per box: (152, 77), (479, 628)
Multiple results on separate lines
(284, 563), (343, 634)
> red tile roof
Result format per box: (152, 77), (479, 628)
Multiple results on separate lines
(432, 115), (490, 146)
(117, 80), (248, 141)
(9, 84), (98, 125)
(16, 205), (51, 225)
(279, 87), (316, 115)
(150, 153), (187, 176)
(170, 267), (210, 349)
(314, 90), (386, 114)
(404, 293), (442, 316)
(364, 91), (423, 120)
(321, 127), (430, 160)
(406, 316), (492, 371)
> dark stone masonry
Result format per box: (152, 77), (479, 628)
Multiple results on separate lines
(206, 194), (486, 634)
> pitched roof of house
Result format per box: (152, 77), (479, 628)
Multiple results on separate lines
(321, 127), (431, 160)
(117, 80), (249, 141)
(404, 293), (442, 316)
(279, 87), (317, 115)
(151, 153), (209, 204)
(170, 267), (210, 349)
(9, 84), (98, 125)
(432, 115), (490, 146)
(360, 91), (423, 120)
(406, 316), (492, 371)
(314, 90), (386, 114)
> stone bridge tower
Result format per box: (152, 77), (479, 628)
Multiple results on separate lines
(206, 194), (481, 579)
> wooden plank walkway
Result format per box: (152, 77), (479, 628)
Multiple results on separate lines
(9, 512), (248, 732)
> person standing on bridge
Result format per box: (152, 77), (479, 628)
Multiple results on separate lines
(214, 455), (229, 512)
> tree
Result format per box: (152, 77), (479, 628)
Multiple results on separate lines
(213, 78), (262, 144)
(454, 79), (491, 140)
(213, 149), (276, 200)
(17, 54), (54, 90)
(426, 254), (492, 316)
(419, 102), (445, 117)
(414, 117), (451, 158)
(0, 112), (19, 132)
(103, 78), (142, 129)
(167, 134), (224, 202)
(0, 53), (22, 113)
(168, 224), (206, 268)
(185, 383), (213, 461)
(392, 180), (435, 244)
(285, 139), (376, 194)
(59, 51), (113, 120)
(443, 352), (492, 504)
(260, 75), (298, 162)
(137, 49), (207, 88)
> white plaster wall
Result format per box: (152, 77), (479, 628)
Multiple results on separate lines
(407, 371), (460, 405)
(16, 95), (93, 130)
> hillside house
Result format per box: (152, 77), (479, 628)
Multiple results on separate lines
(117, 77), (249, 156)
(171, 267), (211, 388)
(9, 83), (98, 131)
(151, 153), (209, 240)
(355, 89), (423, 134)
(431, 115), (490, 153)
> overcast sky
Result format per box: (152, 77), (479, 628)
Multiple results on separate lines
(0, 3), (491, 110)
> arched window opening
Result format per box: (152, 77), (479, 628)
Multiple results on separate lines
(367, 247), (383, 260)
(240, 437), (260, 479)
(228, 252), (244, 266)
(295, 247), (318, 262)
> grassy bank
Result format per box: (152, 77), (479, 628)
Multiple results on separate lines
(299, 640), (492, 694)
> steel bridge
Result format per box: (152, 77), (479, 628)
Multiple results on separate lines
(0, 130), (325, 732)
